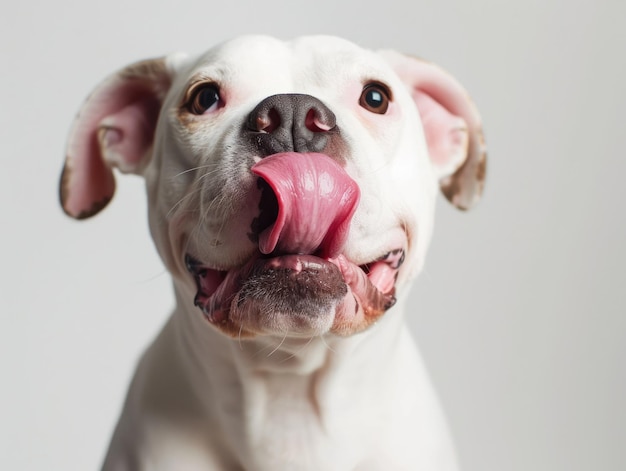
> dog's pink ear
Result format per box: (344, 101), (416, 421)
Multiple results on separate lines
(381, 51), (487, 210)
(60, 57), (175, 219)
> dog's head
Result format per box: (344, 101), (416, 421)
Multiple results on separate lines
(60, 36), (485, 339)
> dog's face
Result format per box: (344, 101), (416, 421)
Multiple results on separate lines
(60, 35), (485, 340)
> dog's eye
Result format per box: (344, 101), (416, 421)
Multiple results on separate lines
(188, 84), (221, 114)
(359, 83), (391, 114)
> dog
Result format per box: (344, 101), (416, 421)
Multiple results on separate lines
(60, 35), (486, 471)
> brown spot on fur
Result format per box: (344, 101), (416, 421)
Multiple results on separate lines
(76, 196), (114, 220)
(59, 163), (114, 219)
(440, 171), (462, 209)
(440, 126), (487, 211)
(330, 285), (396, 337)
(476, 152), (487, 186)
(58, 163), (72, 211)
(175, 105), (208, 134)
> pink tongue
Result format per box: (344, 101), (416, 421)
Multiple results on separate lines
(251, 152), (360, 258)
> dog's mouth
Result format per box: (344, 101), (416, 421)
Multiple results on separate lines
(185, 247), (405, 337)
(184, 152), (406, 337)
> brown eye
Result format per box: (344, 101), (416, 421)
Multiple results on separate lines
(188, 83), (221, 114)
(359, 83), (391, 114)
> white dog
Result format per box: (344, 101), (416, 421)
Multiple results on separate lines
(60, 35), (485, 471)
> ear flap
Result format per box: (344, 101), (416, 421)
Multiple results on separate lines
(380, 51), (487, 210)
(59, 57), (175, 219)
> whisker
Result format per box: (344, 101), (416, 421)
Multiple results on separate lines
(237, 315), (245, 350)
(280, 336), (315, 364)
(172, 163), (219, 179)
(166, 187), (202, 219)
(267, 331), (289, 357)
(318, 334), (336, 354)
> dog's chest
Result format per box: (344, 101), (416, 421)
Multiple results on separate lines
(238, 373), (363, 471)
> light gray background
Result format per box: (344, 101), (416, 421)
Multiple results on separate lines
(1, 0), (624, 470)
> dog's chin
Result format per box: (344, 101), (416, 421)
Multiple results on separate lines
(184, 249), (404, 339)
(231, 256), (347, 337)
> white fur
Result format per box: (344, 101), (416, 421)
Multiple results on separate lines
(74, 36), (475, 470)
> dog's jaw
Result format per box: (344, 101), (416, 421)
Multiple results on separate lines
(184, 244), (406, 338)
(180, 151), (407, 338)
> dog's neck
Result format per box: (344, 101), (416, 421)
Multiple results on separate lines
(166, 283), (411, 467)
(169, 279), (408, 409)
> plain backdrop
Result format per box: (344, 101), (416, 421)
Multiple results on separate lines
(1, 0), (624, 470)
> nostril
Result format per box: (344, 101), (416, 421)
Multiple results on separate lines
(256, 115), (271, 133)
(264, 108), (282, 133)
(252, 108), (281, 134)
(305, 109), (334, 133)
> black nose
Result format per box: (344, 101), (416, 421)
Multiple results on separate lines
(246, 94), (337, 155)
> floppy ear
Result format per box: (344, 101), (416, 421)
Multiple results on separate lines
(380, 51), (487, 210)
(59, 57), (176, 219)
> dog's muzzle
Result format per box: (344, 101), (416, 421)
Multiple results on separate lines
(183, 95), (405, 338)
